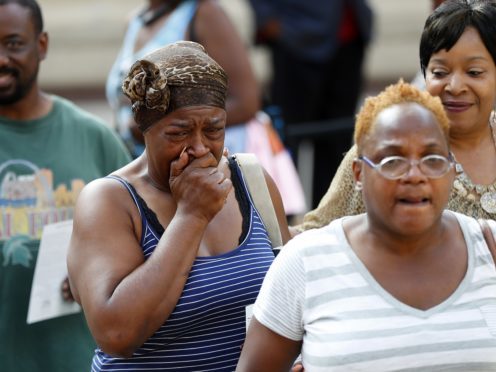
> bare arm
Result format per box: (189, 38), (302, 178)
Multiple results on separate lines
(194, 0), (261, 126)
(67, 153), (231, 357)
(237, 317), (302, 372)
(237, 231), (305, 370)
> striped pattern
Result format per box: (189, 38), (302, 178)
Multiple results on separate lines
(254, 212), (496, 371)
(93, 175), (274, 371)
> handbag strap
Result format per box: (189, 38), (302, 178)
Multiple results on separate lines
(478, 218), (496, 264)
(234, 153), (283, 249)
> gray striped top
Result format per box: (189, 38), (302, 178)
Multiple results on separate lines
(254, 212), (496, 371)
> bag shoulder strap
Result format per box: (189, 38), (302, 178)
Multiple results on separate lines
(478, 218), (496, 264)
(234, 153), (283, 248)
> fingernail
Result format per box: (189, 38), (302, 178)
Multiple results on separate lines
(180, 146), (187, 157)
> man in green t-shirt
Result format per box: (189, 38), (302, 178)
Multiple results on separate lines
(0, 0), (131, 370)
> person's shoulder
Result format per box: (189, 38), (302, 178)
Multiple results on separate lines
(53, 95), (130, 152)
(77, 175), (128, 205)
(335, 144), (358, 168)
(196, 0), (226, 18)
(51, 95), (120, 137)
(52, 95), (108, 126)
(72, 176), (138, 232)
(274, 218), (348, 278)
(347, 143), (358, 157)
(448, 210), (477, 224)
(285, 218), (346, 253)
(445, 210), (483, 237)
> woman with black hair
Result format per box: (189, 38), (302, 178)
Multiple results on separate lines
(295, 0), (496, 231)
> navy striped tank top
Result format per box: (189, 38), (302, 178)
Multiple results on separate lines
(91, 158), (275, 371)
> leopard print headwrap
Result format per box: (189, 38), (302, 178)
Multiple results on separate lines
(122, 41), (228, 132)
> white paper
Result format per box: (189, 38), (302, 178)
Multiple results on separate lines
(27, 220), (81, 324)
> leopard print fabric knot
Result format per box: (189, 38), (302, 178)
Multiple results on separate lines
(123, 60), (170, 114)
(122, 41), (228, 132)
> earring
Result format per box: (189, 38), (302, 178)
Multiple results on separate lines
(355, 183), (363, 191)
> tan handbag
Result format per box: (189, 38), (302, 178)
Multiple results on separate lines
(478, 219), (496, 263)
(234, 153), (283, 250)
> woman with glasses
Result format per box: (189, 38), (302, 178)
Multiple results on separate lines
(294, 0), (496, 232)
(236, 80), (496, 371)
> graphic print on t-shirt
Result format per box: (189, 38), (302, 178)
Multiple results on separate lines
(0, 159), (85, 267)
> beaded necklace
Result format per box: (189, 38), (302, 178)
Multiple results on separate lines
(452, 111), (496, 213)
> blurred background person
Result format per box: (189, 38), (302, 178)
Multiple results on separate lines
(237, 80), (496, 371)
(249, 0), (374, 209)
(297, 0), (496, 231)
(68, 41), (290, 371)
(106, 0), (260, 158)
(0, 0), (131, 371)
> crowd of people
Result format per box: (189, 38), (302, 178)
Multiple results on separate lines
(238, 79), (496, 371)
(1, 0), (495, 371)
(297, 0), (496, 230)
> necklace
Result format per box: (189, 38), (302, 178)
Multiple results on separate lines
(452, 111), (496, 213)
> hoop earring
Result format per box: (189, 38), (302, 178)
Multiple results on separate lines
(355, 182), (363, 191)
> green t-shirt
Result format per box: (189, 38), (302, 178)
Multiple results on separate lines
(0, 96), (131, 371)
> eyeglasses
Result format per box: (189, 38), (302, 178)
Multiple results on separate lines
(358, 154), (453, 180)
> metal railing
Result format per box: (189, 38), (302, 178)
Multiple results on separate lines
(284, 116), (355, 209)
